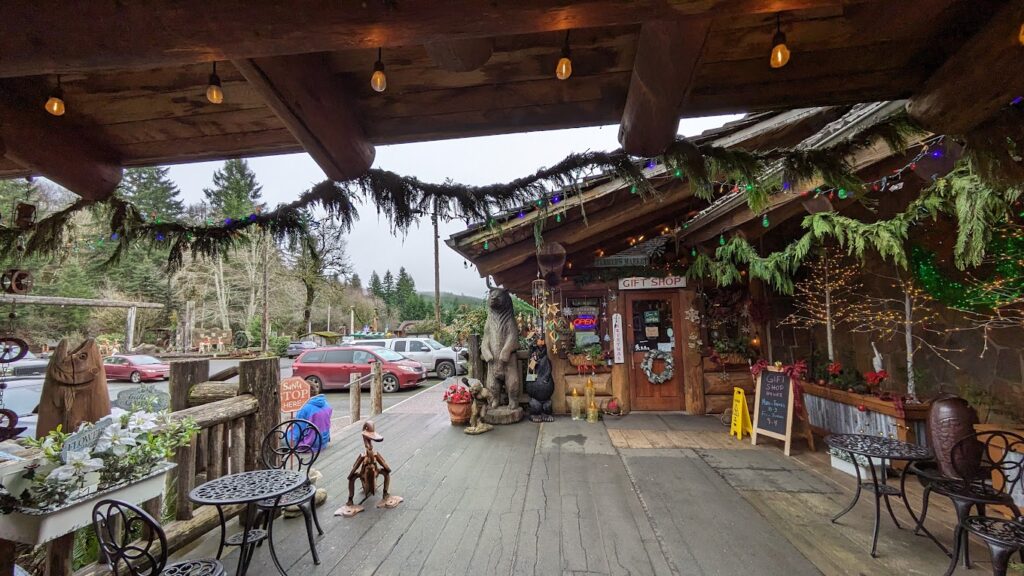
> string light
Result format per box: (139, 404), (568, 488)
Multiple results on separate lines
(762, 214), (770, 228)
(556, 30), (572, 80)
(769, 14), (790, 69)
(371, 48), (388, 93)
(45, 76), (66, 116)
(206, 62), (224, 104)
(1019, 22), (1024, 45)
(719, 234), (726, 246)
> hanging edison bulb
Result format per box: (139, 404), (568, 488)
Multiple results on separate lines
(556, 30), (572, 80)
(371, 48), (387, 93)
(1019, 22), (1024, 45)
(769, 15), (790, 69)
(206, 62), (224, 104)
(44, 77), (66, 116)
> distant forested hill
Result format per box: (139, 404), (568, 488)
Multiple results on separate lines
(419, 291), (484, 307)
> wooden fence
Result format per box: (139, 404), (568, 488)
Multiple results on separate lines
(72, 357), (280, 576)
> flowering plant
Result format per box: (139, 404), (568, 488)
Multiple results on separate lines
(827, 361), (843, 376)
(442, 382), (472, 404)
(865, 370), (889, 386)
(7, 409), (198, 512)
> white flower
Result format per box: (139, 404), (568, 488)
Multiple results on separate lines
(50, 451), (104, 481)
(95, 424), (138, 456)
(126, 411), (158, 432)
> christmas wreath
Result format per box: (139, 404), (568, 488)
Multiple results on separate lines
(640, 350), (674, 384)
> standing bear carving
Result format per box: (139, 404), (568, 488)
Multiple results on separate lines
(480, 283), (521, 409)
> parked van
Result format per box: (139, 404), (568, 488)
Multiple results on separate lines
(357, 337), (467, 379)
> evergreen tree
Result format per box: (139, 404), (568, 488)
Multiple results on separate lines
(203, 159), (264, 219)
(349, 273), (362, 292)
(368, 271), (384, 300)
(119, 167), (184, 218)
(382, 270), (396, 307)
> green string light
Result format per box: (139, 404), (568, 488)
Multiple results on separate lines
(719, 234), (726, 246)
(690, 247), (697, 257)
(762, 214), (770, 228)
(483, 240), (489, 250)
(556, 213), (562, 222)
(837, 188), (848, 199)
(630, 184), (637, 194)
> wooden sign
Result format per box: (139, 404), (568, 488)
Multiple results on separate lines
(730, 387), (752, 440)
(617, 276), (686, 290)
(114, 384), (170, 411)
(61, 417), (113, 462)
(611, 313), (624, 364)
(280, 377), (312, 413)
(751, 368), (795, 456)
(595, 254), (649, 268)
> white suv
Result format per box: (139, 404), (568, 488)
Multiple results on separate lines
(357, 338), (466, 379)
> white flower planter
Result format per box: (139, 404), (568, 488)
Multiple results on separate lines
(0, 463), (175, 546)
(829, 453), (887, 481)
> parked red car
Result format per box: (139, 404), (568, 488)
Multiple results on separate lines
(291, 346), (426, 393)
(103, 355), (170, 383)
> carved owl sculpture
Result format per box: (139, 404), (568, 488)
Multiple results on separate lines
(36, 339), (111, 438)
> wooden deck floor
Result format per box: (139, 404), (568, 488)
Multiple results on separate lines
(187, 389), (999, 575)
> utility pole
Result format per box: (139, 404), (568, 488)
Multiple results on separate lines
(350, 305), (355, 336)
(432, 208), (442, 327)
(327, 301), (332, 332)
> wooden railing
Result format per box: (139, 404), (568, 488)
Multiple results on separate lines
(73, 357), (280, 576)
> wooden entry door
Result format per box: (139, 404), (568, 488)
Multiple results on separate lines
(626, 291), (684, 411)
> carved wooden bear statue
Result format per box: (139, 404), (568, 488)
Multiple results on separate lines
(480, 282), (521, 410)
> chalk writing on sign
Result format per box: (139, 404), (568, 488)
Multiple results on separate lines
(756, 371), (791, 436)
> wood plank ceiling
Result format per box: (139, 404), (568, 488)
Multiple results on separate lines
(0, 0), (1014, 201)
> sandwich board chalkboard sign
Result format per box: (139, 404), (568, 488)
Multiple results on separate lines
(751, 368), (795, 456)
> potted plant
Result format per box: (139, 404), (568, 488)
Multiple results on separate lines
(0, 409), (197, 546)
(442, 381), (472, 425)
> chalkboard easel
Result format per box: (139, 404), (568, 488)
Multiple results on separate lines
(751, 368), (795, 456)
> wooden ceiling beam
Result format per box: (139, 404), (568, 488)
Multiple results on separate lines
(0, 93), (121, 200)
(0, 0), (849, 77)
(906, 1), (1024, 134)
(618, 18), (711, 156)
(233, 54), (374, 180)
(424, 38), (494, 72)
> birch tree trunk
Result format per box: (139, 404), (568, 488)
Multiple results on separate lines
(904, 288), (915, 398)
(212, 256), (231, 331)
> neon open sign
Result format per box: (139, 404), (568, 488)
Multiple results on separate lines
(573, 315), (597, 329)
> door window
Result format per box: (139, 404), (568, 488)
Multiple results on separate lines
(631, 299), (675, 353)
(352, 350), (375, 364)
(301, 350), (325, 363)
(323, 350), (354, 363)
(412, 340), (430, 352)
(393, 341), (406, 352)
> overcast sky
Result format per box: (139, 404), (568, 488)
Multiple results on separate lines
(166, 115), (742, 298)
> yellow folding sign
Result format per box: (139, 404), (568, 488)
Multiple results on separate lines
(730, 387), (753, 440)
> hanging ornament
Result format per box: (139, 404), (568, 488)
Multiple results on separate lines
(14, 203), (36, 229)
(761, 214), (770, 228)
(1, 270), (33, 295)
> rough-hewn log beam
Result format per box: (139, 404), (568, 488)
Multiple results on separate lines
(0, 96), (121, 200)
(618, 18), (711, 156)
(425, 38), (494, 72)
(233, 54), (374, 180)
(0, 1), (848, 77)
(906, 1), (1024, 134)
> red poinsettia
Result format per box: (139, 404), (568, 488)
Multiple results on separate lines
(442, 382), (472, 404)
(827, 361), (843, 376)
(865, 370), (889, 386)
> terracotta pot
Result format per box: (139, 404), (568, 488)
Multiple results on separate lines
(447, 402), (471, 425)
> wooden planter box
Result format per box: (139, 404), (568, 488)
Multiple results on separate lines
(0, 463), (175, 546)
(801, 382), (930, 446)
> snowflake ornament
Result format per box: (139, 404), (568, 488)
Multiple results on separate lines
(684, 307), (701, 323)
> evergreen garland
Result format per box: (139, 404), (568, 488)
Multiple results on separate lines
(0, 110), (923, 270)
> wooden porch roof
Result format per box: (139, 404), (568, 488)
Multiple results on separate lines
(0, 1), (1019, 201)
(447, 101), (942, 292)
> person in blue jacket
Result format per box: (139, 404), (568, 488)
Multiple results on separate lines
(293, 394), (333, 451)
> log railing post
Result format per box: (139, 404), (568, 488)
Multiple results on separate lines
(349, 373), (361, 422)
(169, 358), (208, 522)
(175, 435), (197, 521)
(371, 362), (383, 416)
(469, 333), (483, 380)
(169, 359), (210, 411)
(238, 357), (281, 471)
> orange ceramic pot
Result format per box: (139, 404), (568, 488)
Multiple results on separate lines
(447, 402), (471, 425)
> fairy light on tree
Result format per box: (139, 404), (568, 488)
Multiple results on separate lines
(848, 268), (962, 400)
(780, 247), (862, 362)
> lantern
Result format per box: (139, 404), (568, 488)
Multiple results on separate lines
(570, 387), (584, 421)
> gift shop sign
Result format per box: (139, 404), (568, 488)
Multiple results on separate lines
(617, 276), (686, 290)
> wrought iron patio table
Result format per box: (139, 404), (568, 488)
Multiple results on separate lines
(190, 469), (306, 576)
(826, 433), (934, 557)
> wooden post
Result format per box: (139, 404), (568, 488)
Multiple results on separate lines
(238, 357), (281, 471)
(371, 361), (383, 416)
(208, 423), (224, 481)
(175, 435), (197, 520)
(680, 289), (706, 415)
(469, 333), (483, 380)
(124, 305), (137, 351)
(349, 372), (361, 423)
(230, 422), (245, 474)
(170, 359), (210, 412)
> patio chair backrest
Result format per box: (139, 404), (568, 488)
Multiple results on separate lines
(950, 430), (1024, 493)
(92, 499), (168, 576)
(260, 418), (323, 474)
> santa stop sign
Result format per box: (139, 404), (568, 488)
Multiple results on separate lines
(280, 377), (312, 413)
